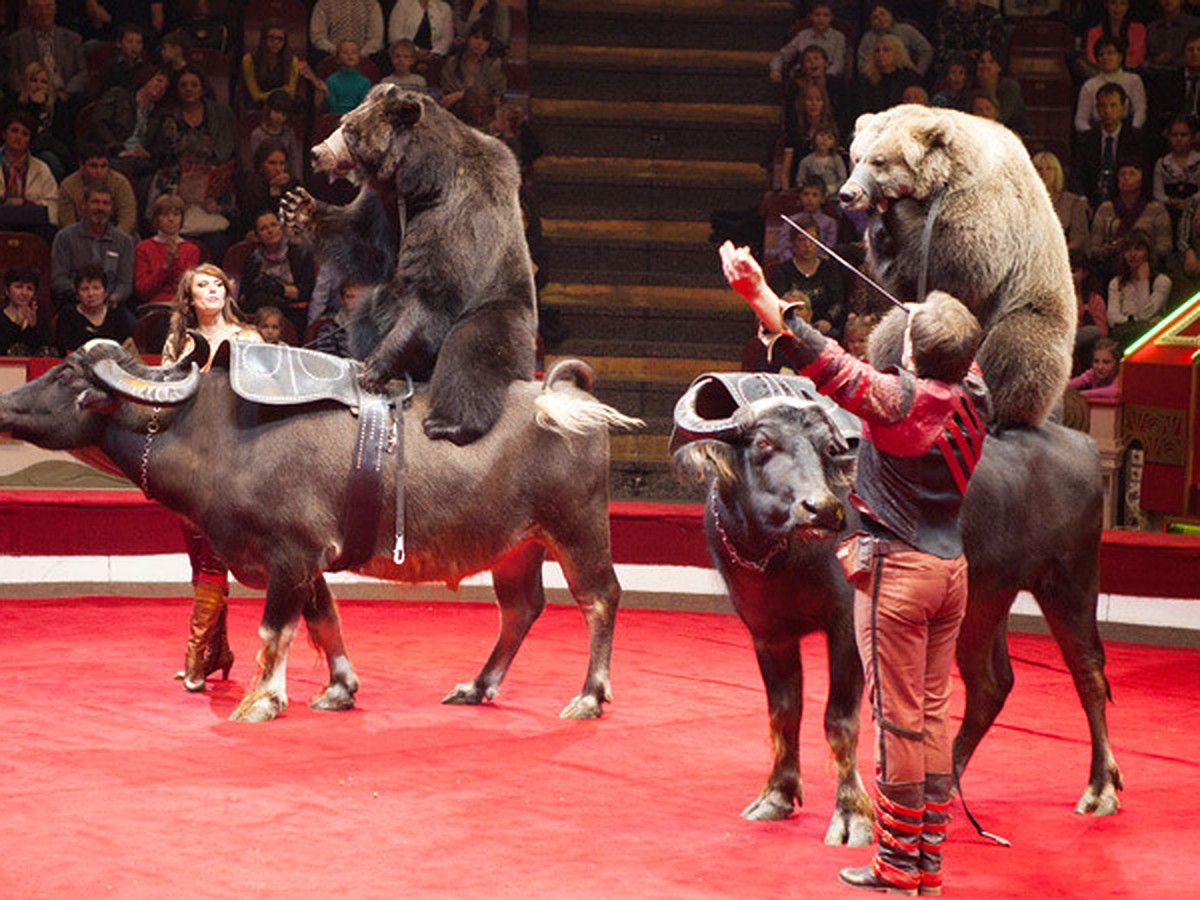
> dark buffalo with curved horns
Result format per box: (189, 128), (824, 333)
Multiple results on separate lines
(672, 371), (1122, 843)
(0, 340), (641, 722)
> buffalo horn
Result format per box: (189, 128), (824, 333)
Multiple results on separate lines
(86, 339), (202, 406)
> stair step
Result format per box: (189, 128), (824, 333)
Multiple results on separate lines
(549, 302), (751, 358)
(535, 156), (765, 186)
(537, 0), (794, 52)
(541, 218), (724, 287)
(530, 44), (776, 103)
(542, 282), (734, 310)
(547, 353), (740, 383)
(532, 97), (778, 126)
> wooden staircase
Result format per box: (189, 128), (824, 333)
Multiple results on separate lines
(530, 0), (794, 500)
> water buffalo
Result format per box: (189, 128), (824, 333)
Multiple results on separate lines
(671, 372), (1122, 843)
(0, 340), (640, 723)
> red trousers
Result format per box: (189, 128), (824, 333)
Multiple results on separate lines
(854, 548), (968, 785)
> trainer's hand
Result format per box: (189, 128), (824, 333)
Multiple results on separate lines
(719, 241), (785, 333)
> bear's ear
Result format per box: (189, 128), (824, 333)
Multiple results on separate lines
(918, 115), (953, 151)
(394, 99), (423, 129)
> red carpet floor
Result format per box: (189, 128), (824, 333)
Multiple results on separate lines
(1, 597), (1197, 898)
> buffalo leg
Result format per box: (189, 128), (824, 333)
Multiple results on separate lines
(952, 588), (1017, 783)
(742, 636), (803, 821)
(304, 575), (361, 712)
(443, 542), (547, 707)
(1036, 586), (1123, 815)
(558, 554), (620, 720)
(230, 577), (309, 722)
(822, 621), (873, 846)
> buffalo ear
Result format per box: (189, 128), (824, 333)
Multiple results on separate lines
(671, 439), (736, 487)
(77, 385), (118, 414)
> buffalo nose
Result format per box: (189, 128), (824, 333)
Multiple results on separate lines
(802, 496), (844, 531)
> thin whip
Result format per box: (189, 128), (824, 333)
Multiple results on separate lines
(780, 213), (908, 311)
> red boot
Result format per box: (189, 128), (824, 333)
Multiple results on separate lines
(918, 774), (953, 896)
(839, 781), (924, 896)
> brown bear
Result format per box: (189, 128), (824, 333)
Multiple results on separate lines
(839, 104), (1075, 428)
(285, 84), (538, 445)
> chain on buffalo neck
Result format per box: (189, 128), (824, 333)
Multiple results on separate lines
(139, 406), (161, 498)
(710, 493), (786, 573)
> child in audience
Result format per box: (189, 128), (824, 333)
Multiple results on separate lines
(930, 55), (971, 112)
(323, 40), (372, 114)
(796, 176), (839, 259)
(255, 306), (287, 344)
(383, 39), (429, 91)
(1068, 337), (1122, 400)
(794, 125), (847, 202)
(841, 313), (877, 360)
(243, 90), (303, 181)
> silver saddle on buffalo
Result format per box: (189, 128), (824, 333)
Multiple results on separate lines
(669, 371), (862, 452)
(230, 341), (374, 408)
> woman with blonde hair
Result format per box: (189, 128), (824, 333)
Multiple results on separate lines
(1032, 150), (1090, 252)
(858, 33), (922, 115)
(163, 263), (262, 691)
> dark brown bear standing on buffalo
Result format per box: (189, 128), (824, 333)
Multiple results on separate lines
(284, 84), (538, 445)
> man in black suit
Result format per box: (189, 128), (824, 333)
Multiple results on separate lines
(1072, 83), (1146, 209)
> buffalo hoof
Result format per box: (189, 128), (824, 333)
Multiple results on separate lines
(560, 693), (604, 720)
(311, 682), (356, 711)
(442, 681), (493, 705)
(1075, 783), (1120, 816)
(230, 691), (287, 722)
(824, 809), (874, 846)
(741, 790), (796, 821)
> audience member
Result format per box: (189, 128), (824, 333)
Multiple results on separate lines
(91, 62), (170, 181)
(974, 49), (1031, 135)
(856, 3), (934, 79)
(98, 23), (147, 94)
(151, 66), (237, 169)
(383, 39), (430, 91)
(74, 1), (164, 46)
(0, 266), (56, 357)
(1068, 336), (1122, 400)
(171, 0), (229, 53)
(1074, 37), (1147, 133)
(1167, 29), (1200, 133)
(452, 1), (511, 55)
(794, 46), (852, 138)
(242, 91), (303, 182)
(1146, 0), (1199, 72)
(237, 208), (316, 339)
(1006, 1), (1065, 16)
(1107, 229), (1173, 346)
(1174, 189), (1200, 284)
(55, 263), (134, 355)
(134, 193), (201, 308)
(240, 17), (325, 111)
(311, 0), (386, 62)
(313, 280), (367, 358)
(492, 98), (543, 177)
(1079, 0), (1147, 77)
(237, 139), (297, 237)
(933, 0), (1005, 72)
(1072, 83), (1145, 208)
(0, 110), (59, 234)
(770, 2), (846, 82)
(50, 183), (135, 310)
(1154, 115), (1200, 226)
(841, 312), (878, 360)
(1032, 150), (1091, 252)
(930, 54), (972, 112)
(858, 34), (922, 115)
(766, 215), (846, 340)
(795, 125), (847, 200)
(323, 40), (374, 114)
(1090, 161), (1172, 277)
(57, 145), (137, 235)
(1071, 248), (1109, 375)
(158, 28), (192, 93)
(11, 60), (71, 180)
(254, 305), (286, 344)
(3, 0), (89, 103)
(389, 0), (456, 58)
(440, 21), (506, 115)
(783, 77), (839, 189)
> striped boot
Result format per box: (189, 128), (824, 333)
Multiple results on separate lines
(919, 774), (953, 896)
(839, 781), (924, 896)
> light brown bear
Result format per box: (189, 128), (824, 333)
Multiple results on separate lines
(839, 104), (1074, 428)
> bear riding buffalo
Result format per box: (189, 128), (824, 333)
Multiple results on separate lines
(672, 372), (1122, 843)
(0, 340), (640, 722)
